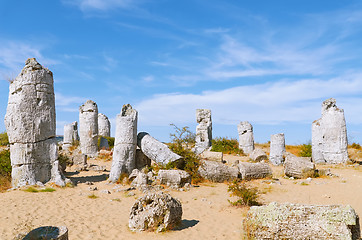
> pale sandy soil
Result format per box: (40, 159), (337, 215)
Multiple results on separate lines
(0, 154), (361, 240)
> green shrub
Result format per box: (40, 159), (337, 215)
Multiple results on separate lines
(98, 136), (115, 149)
(211, 137), (244, 155)
(58, 153), (72, 167)
(227, 180), (260, 206)
(0, 132), (9, 146)
(299, 143), (312, 157)
(0, 149), (11, 177)
(350, 142), (361, 149)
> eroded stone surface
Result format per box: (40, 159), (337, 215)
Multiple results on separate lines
(195, 109), (212, 154)
(63, 121), (78, 150)
(98, 113), (110, 137)
(4, 58), (65, 187)
(22, 226), (68, 240)
(312, 98), (349, 164)
(200, 150), (223, 162)
(284, 153), (315, 179)
(249, 148), (268, 162)
(238, 162), (272, 180)
(157, 169), (191, 188)
(198, 160), (239, 182)
(270, 133), (285, 166)
(237, 121), (255, 154)
(79, 100), (98, 157)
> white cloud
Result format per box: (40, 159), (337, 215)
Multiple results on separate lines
(62, 0), (138, 12)
(142, 75), (154, 82)
(55, 92), (87, 107)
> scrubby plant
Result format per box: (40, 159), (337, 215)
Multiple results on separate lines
(58, 153), (72, 168)
(97, 136), (115, 150)
(0, 149), (11, 177)
(0, 132), (9, 146)
(299, 143), (312, 157)
(227, 180), (260, 206)
(211, 137), (244, 155)
(88, 193), (98, 199)
(349, 142), (361, 149)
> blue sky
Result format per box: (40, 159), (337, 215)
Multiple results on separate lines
(1, 0), (362, 144)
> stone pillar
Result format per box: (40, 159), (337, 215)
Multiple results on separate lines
(270, 133), (285, 165)
(237, 121), (255, 154)
(195, 109), (212, 154)
(79, 100), (98, 157)
(98, 113), (110, 137)
(63, 121), (78, 149)
(4, 58), (65, 187)
(109, 104), (137, 182)
(312, 98), (349, 164)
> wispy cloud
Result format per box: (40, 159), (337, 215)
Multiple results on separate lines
(62, 0), (138, 12)
(55, 92), (87, 107)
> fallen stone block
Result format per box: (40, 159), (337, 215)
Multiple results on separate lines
(200, 150), (223, 161)
(238, 162), (272, 180)
(198, 160), (239, 182)
(157, 169), (191, 188)
(284, 153), (316, 179)
(249, 148), (268, 162)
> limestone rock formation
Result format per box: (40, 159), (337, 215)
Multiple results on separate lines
(270, 133), (285, 165)
(63, 121), (78, 150)
(237, 121), (255, 154)
(109, 104), (138, 182)
(79, 100), (98, 157)
(312, 98), (349, 164)
(198, 160), (239, 182)
(284, 153), (315, 179)
(129, 169), (149, 190)
(238, 162), (272, 180)
(22, 226), (68, 240)
(195, 109), (212, 154)
(249, 148), (268, 162)
(244, 202), (360, 240)
(4, 58), (65, 187)
(98, 113), (110, 137)
(157, 169), (191, 188)
(135, 148), (151, 170)
(137, 132), (181, 165)
(200, 150), (223, 161)
(129, 192), (182, 232)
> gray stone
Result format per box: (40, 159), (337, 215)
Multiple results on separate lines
(270, 133), (285, 165)
(72, 153), (87, 166)
(284, 153), (315, 179)
(238, 162), (272, 180)
(157, 169), (191, 188)
(200, 150), (223, 161)
(129, 192), (182, 232)
(135, 148), (151, 170)
(4, 58), (65, 187)
(79, 100), (98, 157)
(195, 109), (212, 154)
(63, 121), (78, 149)
(237, 121), (255, 154)
(22, 226), (68, 240)
(249, 148), (268, 162)
(137, 132), (181, 165)
(198, 160), (239, 182)
(98, 113), (110, 137)
(244, 202), (360, 240)
(312, 98), (349, 164)
(109, 104), (138, 182)
(129, 169), (149, 190)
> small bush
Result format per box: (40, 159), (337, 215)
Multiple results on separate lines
(227, 180), (260, 206)
(350, 142), (361, 150)
(88, 194), (98, 199)
(58, 153), (72, 167)
(24, 187), (39, 193)
(98, 136), (115, 150)
(40, 188), (56, 192)
(0, 149), (11, 177)
(299, 143), (312, 157)
(211, 137), (244, 155)
(0, 132), (9, 146)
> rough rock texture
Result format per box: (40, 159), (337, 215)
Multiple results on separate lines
(270, 133), (285, 166)
(129, 192), (182, 232)
(200, 150), (223, 161)
(157, 169), (191, 188)
(238, 162), (272, 180)
(73, 153), (87, 166)
(198, 160), (239, 182)
(249, 148), (268, 162)
(312, 98), (349, 164)
(135, 148), (151, 170)
(4, 58), (65, 187)
(284, 153), (315, 179)
(22, 226), (68, 240)
(98, 113), (110, 137)
(109, 104), (138, 182)
(237, 121), (255, 154)
(244, 202), (360, 240)
(137, 132), (181, 165)
(63, 121), (78, 150)
(129, 169), (149, 190)
(195, 109), (212, 155)
(79, 100), (98, 157)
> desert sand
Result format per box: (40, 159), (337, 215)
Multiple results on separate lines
(0, 155), (361, 240)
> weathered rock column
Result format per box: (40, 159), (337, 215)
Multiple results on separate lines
(109, 104), (137, 182)
(63, 121), (78, 149)
(237, 121), (255, 154)
(98, 113), (110, 137)
(270, 133), (285, 165)
(4, 58), (65, 187)
(312, 98), (349, 164)
(195, 109), (212, 154)
(79, 100), (98, 157)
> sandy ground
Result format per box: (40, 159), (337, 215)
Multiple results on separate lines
(0, 155), (361, 240)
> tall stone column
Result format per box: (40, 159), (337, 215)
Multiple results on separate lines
(237, 121), (255, 154)
(195, 109), (212, 154)
(79, 100), (98, 157)
(312, 98), (349, 164)
(109, 104), (137, 182)
(63, 121), (78, 150)
(98, 113), (110, 137)
(4, 58), (65, 187)
(270, 133), (285, 165)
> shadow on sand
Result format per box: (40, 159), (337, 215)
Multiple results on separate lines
(68, 173), (109, 184)
(174, 219), (199, 231)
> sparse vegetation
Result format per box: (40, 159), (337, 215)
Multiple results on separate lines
(349, 142), (361, 150)
(0, 149), (11, 177)
(227, 180), (260, 206)
(58, 153), (72, 169)
(116, 173), (131, 185)
(98, 136), (115, 150)
(24, 187), (39, 193)
(88, 194), (99, 199)
(211, 137), (244, 155)
(299, 143), (312, 157)
(0, 132), (9, 146)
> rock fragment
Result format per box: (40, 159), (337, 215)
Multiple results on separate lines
(157, 169), (191, 188)
(195, 109), (212, 154)
(249, 148), (268, 162)
(237, 121), (255, 154)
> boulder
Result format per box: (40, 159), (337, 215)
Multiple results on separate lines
(200, 150), (223, 161)
(129, 192), (182, 232)
(198, 160), (239, 182)
(129, 169), (149, 190)
(135, 148), (151, 170)
(22, 226), (68, 240)
(284, 153), (315, 178)
(244, 202), (360, 240)
(249, 148), (268, 162)
(195, 109), (212, 154)
(237, 121), (255, 154)
(238, 162), (272, 180)
(157, 169), (191, 188)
